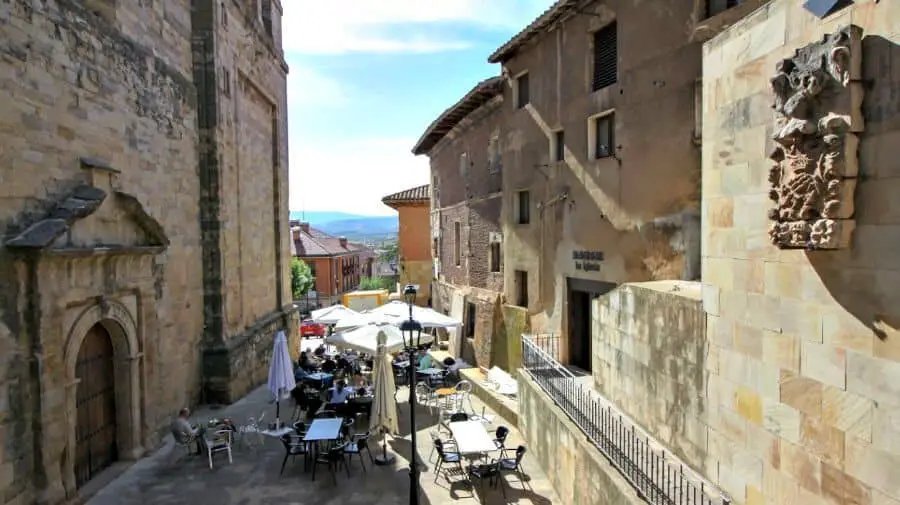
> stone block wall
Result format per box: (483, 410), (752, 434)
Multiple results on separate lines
(701, 1), (900, 503)
(518, 373), (644, 505)
(592, 282), (709, 471)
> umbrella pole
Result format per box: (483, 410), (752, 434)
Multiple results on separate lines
(275, 399), (281, 428)
(373, 427), (395, 466)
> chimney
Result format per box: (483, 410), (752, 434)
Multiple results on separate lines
(339, 236), (348, 248)
(300, 222), (310, 233)
(292, 228), (300, 240)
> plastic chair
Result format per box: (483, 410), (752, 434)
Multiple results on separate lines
(204, 429), (233, 469)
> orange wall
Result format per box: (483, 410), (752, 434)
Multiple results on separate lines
(397, 203), (431, 262)
(308, 257), (332, 296)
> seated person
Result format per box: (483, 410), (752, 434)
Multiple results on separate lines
(328, 380), (351, 405)
(298, 352), (317, 372)
(313, 344), (326, 357)
(416, 348), (433, 370)
(170, 408), (204, 454)
(320, 357), (337, 374)
(335, 356), (350, 372)
(294, 363), (309, 381)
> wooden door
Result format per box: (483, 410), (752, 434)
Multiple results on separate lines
(74, 324), (118, 488)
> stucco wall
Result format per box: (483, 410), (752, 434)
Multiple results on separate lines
(397, 204), (431, 262)
(499, 0), (703, 337)
(701, 1), (900, 504)
(593, 282), (709, 474)
(518, 373), (645, 505)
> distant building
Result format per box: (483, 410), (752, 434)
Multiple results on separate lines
(382, 184), (432, 306)
(290, 221), (375, 306)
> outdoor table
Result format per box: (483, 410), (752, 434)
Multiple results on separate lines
(449, 420), (498, 456)
(416, 368), (443, 376)
(304, 372), (333, 388)
(393, 360), (410, 368)
(260, 426), (293, 438)
(435, 387), (455, 397)
(304, 418), (343, 442)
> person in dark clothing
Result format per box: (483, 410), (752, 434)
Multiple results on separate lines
(320, 357), (337, 374)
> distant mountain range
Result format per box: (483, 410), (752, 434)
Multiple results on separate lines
(289, 211), (398, 240)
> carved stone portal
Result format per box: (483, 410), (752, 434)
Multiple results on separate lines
(767, 26), (864, 250)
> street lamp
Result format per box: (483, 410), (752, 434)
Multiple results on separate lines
(399, 284), (422, 505)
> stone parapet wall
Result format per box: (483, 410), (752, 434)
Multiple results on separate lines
(518, 373), (644, 505)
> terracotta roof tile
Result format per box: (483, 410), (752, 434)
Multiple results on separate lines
(411, 76), (505, 156)
(382, 184), (431, 207)
(292, 225), (374, 258)
(487, 0), (580, 64)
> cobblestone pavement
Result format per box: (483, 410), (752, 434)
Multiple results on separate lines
(86, 384), (559, 505)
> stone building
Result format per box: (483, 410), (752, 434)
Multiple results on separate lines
(381, 185), (432, 306)
(0, 1), (292, 503)
(290, 221), (375, 306)
(413, 77), (506, 367)
(488, 0), (712, 373)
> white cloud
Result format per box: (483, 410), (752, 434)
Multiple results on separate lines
(289, 137), (429, 216)
(282, 0), (553, 55)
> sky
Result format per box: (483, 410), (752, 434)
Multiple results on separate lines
(283, 0), (553, 217)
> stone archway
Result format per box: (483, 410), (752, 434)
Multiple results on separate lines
(62, 299), (142, 495)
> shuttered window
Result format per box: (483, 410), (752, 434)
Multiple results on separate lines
(592, 22), (617, 92)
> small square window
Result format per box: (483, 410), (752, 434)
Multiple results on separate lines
(515, 73), (530, 109)
(516, 190), (530, 225)
(489, 243), (501, 273)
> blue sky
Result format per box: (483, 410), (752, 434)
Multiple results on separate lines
(283, 1), (553, 216)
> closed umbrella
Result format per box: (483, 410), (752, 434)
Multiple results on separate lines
(370, 329), (399, 465)
(267, 331), (296, 428)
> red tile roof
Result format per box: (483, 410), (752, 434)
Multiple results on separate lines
(382, 184), (430, 208)
(411, 76), (505, 156)
(291, 224), (374, 258)
(487, 0), (580, 64)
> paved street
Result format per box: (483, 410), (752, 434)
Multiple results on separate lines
(86, 384), (558, 505)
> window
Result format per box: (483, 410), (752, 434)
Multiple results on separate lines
(489, 243), (501, 273)
(221, 1), (228, 27)
(693, 78), (702, 145)
(516, 190), (530, 225)
(592, 22), (618, 91)
(454, 222), (461, 266)
(433, 238), (439, 256)
(515, 73), (530, 109)
(465, 302), (477, 339)
(309, 263), (316, 279)
(221, 67), (231, 97)
(515, 270), (529, 308)
(590, 113), (615, 159)
(552, 130), (565, 162)
(261, 0), (273, 37)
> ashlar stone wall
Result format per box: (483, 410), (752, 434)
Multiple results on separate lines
(701, 1), (900, 504)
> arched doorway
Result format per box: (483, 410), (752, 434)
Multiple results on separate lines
(74, 323), (118, 488)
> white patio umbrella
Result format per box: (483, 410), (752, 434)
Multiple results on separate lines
(267, 331), (296, 427)
(370, 330), (399, 465)
(326, 322), (433, 354)
(369, 300), (462, 328)
(331, 311), (401, 332)
(310, 304), (360, 325)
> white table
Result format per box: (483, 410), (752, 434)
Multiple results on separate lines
(259, 426), (293, 438)
(449, 420), (498, 456)
(304, 418), (343, 441)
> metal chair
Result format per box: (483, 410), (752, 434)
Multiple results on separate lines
(279, 434), (311, 475)
(204, 429), (233, 469)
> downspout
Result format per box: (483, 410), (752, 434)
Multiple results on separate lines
(25, 254), (46, 494)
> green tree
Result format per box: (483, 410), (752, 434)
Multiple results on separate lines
(290, 258), (314, 300)
(380, 242), (399, 264)
(359, 276), (391, 291)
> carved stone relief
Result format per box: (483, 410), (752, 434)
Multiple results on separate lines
(767, 26), (864, 250)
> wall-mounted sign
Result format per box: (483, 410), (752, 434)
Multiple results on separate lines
(573, 250), (603, 272)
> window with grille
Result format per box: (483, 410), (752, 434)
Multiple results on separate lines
(489, 243), (501, 272)
(592, 22), (617, 91)
(515, 73), (530, 109)
(516, 190), (530, 225)
(593, 114), (615, 159)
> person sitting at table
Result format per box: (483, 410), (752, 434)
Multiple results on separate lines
(314, 344), (326, 357)
(336, 355), (351, 373)
(298, 351), (317, 372)
(416, 347), (433, 370)
(328, 381), (352, 418)
(171, 408), (204, 454)
(320, 356), (337, 374)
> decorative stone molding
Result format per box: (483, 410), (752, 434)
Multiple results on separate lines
(767, 26), (864, 250)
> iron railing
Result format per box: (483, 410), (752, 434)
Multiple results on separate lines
(521, 334), (730, 505)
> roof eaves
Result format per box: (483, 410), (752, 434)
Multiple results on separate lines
(411, 77), (505, 156)
(487, 0), (581, 64)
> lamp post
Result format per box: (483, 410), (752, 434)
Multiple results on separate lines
(400, 284), (422, 505)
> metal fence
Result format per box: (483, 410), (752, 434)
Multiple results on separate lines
(521, 334), (730, 505)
